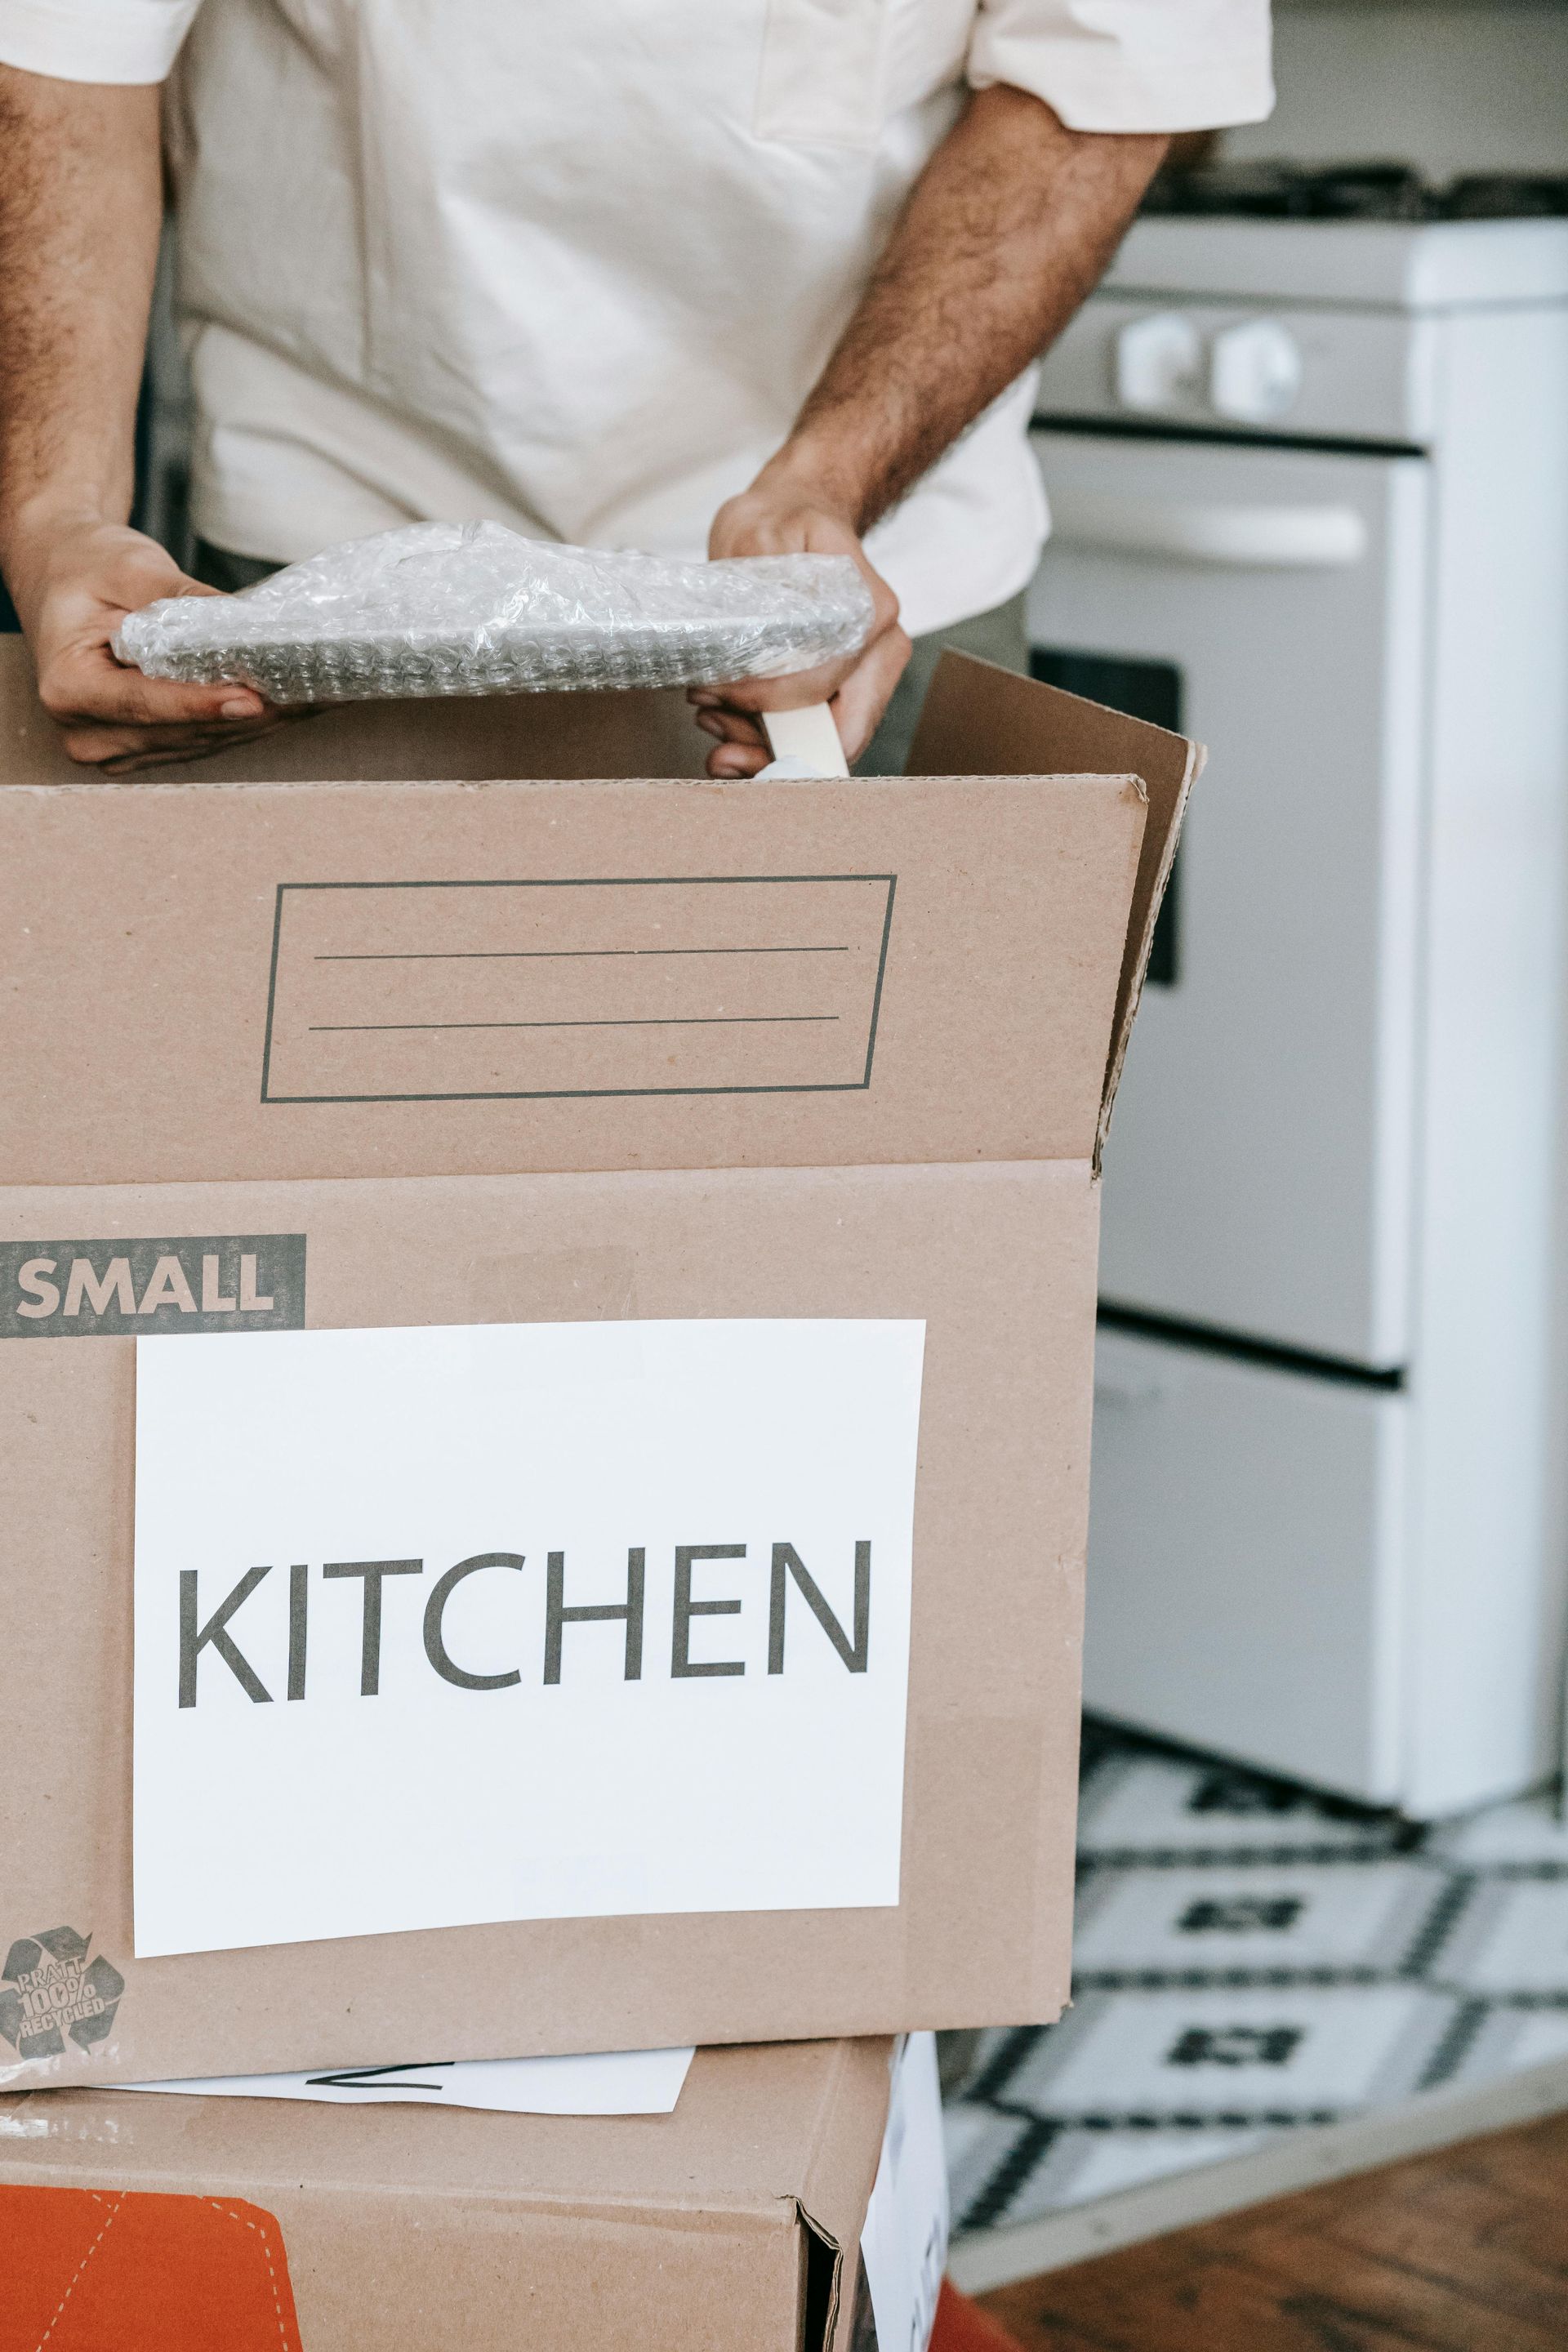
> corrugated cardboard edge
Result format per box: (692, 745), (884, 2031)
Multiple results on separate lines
(1094, 734), (1204, 1168)
(906, 651), (1204, 1168)
(786, 2038), (898, 2352)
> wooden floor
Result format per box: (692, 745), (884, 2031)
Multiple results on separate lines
(978, 2108), (1568, 2350)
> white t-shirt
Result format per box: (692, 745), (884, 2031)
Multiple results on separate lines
(0, 0), (1272, 635)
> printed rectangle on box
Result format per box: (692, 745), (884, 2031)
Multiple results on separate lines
(261, 876), (897, 1102)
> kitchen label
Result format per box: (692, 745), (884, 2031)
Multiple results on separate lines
(132, 1318), (924, 1957)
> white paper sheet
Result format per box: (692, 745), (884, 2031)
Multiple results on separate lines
(860, 2033), (950, 2352)
(133, 1317), (923, 1958)
(122, 2045), (694, 2115)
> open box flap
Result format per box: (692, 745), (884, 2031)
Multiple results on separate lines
(908, 652), (1203, 1165)
(0, 636), (711, 786)
(0, 642), (1150, 1187)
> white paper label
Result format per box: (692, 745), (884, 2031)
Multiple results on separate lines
(860, 2033), (950, 2352)
(122, 2045), (693, 2116)
(133, 1319), (923, 1957)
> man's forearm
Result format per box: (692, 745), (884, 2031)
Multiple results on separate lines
(768, 85), (1165, 532)
(0, 66), (163, 593)
(700, 86), (1164, 770)
(0, 65), (275, 768)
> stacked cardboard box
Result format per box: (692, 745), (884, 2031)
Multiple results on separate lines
(0, 640), (1193, 2343)
(0, 2042), (920, 2352)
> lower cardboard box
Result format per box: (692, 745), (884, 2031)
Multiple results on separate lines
(0, 2038), (933, 2352)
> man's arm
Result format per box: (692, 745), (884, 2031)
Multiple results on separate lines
(0, 65), (270, 767)
(693, 86), (1165, 776)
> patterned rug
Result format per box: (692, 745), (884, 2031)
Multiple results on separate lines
(946, 1722), (1568, 2233)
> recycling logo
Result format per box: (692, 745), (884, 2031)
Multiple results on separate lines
(0, 1928), (125, 2060)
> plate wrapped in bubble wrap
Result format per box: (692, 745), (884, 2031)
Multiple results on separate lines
(114, 520), (875, 705)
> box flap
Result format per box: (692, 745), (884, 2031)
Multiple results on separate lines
(908, 652), (1201, 1162)
(0, 636), (711, 786)
(0, 642), (1147, 1186)
(0, 2040), (886, 2212)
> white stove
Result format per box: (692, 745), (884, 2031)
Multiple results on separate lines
(1029, 204), (1568, 1815)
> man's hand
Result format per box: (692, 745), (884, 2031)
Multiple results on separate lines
(693, 87), (1166, 777)
(690, 467), (911, 778)
(0, 69), (282, 769)
(5, 515), (275, 771)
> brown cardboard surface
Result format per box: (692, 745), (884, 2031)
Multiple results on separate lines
(0, 643), (1193, 2087)
(0, 1158), (1093, 2083)
(0, 728), (1146, 1190)
(0, 2038), (894, 2352)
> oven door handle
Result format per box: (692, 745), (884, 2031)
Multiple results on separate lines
(1047, 489), (1370, 569)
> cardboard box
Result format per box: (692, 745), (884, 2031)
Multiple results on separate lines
(0, 641), (1195, 2086)
(0, 2038), (903, 2351)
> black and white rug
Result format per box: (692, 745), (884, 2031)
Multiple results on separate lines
(945, 1722), (1568, 2231)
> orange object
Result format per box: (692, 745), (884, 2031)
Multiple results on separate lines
(929, 2275), (1024, 2352)
(0, 2185), (302, 2352)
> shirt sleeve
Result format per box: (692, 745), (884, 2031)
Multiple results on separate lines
(0, 0), (204, 83)
(968, 0), (1275, 133)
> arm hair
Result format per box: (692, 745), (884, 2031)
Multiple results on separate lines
(781, 85), (1165, 531)
(0, 67), (163, 567)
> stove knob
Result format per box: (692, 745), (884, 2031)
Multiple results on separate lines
(1114, 312), (1202, 412)
(1209, 318), (1303, 423)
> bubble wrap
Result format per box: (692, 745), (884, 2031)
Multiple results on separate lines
(114, 520), (875, 704)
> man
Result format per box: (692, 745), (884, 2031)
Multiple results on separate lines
(0, 2), (1269, 775)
